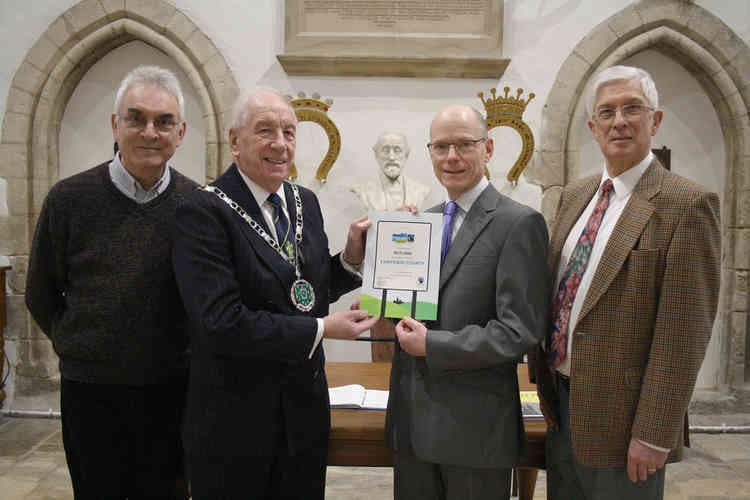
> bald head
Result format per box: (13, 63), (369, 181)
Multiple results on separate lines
(428, 104), (492, 200)
(430, 105), (487, 141)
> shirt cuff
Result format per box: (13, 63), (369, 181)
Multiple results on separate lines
(308, 318), (325, 359)
(636, 438), (670, 453)
(340, 253), (363, 279)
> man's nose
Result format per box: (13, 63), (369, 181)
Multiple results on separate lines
(612, 108), (629, 127)
(140, 120), (159, 138)
(269, 130), (287, 148)
(445, 144), (460, 159)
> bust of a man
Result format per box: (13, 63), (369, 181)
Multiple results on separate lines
(350, 131), (430, 211)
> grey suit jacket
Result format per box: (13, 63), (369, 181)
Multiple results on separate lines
(385, 183), (550, 468)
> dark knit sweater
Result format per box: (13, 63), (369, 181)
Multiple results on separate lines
(26, 162), (199, 385)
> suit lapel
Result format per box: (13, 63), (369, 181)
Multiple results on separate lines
(283, 182), (306, 268)
(439, 185), (499, 290)
(283, 182), (297, 233)
(214, 165), (296, 286)
(551, 177), (600, 272)
(577, 160), (663, 325)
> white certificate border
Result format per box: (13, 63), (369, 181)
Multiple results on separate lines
(372, 219), (435, 293)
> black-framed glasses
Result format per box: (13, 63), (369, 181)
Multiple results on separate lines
(427, 138), (485, 157)
(119, 112), (179, 133)
(594, 104), (654, 123)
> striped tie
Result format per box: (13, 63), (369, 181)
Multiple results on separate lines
(267, 193), (292, 258)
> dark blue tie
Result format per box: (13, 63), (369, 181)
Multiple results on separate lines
(441, 201), (458, 265)
(267, 193), (291, 257)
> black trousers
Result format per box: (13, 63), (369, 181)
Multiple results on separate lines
(60, 378), (186, 500)
(393, 451), (511, 500)
(187, 430), (328, 500)
(545, 376), (665, 500)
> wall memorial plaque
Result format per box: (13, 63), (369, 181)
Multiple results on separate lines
(278, 0), (509, 78)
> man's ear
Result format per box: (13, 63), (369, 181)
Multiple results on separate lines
(229, 128), (239, 157)
(176, 121), (186, 143)
(111, 114), (119, 141)
(483, 137), (494, 164)
(651, 110), (664, 136)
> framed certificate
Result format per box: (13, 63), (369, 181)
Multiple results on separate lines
(361, 211), (442, 320)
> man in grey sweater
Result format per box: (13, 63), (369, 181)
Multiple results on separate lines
(26, 65), (198, 499)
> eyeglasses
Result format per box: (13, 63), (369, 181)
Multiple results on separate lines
(119, 113), (179, 133)
(427, 138), (485, 157)
(594, 104), (654, 123)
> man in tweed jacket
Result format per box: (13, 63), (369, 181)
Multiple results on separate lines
(532, 66), (721, 499)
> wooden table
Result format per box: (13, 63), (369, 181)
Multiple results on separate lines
(326, 361), (545, 500)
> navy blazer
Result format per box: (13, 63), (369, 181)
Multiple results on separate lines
(173, 164), (359, 458)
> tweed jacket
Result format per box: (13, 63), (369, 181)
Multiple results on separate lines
(534, 159), (720, 468)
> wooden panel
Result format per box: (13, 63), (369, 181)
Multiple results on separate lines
(652, 146), (671, 171)
(369, 318), (395, 362)
(325, 362), (546, 468)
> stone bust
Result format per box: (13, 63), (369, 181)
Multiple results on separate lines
(350, 131), (430, 211)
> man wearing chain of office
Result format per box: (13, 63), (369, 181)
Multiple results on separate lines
(172, 87), (378, 498)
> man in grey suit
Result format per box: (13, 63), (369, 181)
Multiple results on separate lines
(386, 104), (550, 500)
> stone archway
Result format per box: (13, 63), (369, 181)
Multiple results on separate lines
(531, 0), (750, 390)
(0, 0), (238, 403)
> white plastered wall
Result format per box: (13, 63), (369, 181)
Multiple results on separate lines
(0, 1), (748, 407)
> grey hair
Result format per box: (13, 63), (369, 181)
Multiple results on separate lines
(113, 65), (185, 119)
(373, 131), (411, 154)
(230, 87), (295, 131)
(585, 65), (659, 117)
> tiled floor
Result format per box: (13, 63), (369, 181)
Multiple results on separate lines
(2, 416), (750, 499)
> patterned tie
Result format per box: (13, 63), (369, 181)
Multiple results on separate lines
(267, 193), (292, 258)
(441, 201), (458, 265)
(549, 179), (614, 368)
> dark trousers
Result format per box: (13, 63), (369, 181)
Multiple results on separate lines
(545, 376), (665, 500)
(393, 450), (511, 500)
(60, 378), (186, 500)
(187, 432), (328, 500)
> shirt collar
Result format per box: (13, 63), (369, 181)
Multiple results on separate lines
(448, 176), (489, 214)
(601, 151), (653, 201)
(109, 152), (170, 199)
(237, 166), (287, 210)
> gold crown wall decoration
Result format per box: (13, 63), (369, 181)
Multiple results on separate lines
(285, 92), (341, 183)
(477, 86), (536, 184)
(478, 87), (535, 119)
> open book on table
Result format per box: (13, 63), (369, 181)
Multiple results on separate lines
(520, 390), (544, 420)
(329, 384), (389, 410)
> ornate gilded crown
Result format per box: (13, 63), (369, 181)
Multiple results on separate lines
(286, 92), (333, 112)
(282, 92), (341, 183)
(478, 87), (535, 119)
